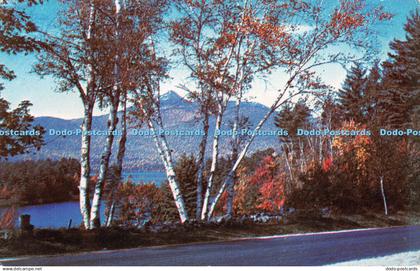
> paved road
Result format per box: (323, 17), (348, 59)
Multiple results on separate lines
(2, 225), (420, 266)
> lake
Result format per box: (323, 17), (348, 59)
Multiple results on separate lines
(2, 171), (167, 229)
(122, 171), (167, 185)
(14, 201), (97, 228)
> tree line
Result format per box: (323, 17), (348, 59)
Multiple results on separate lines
(0, 158), (80, 205)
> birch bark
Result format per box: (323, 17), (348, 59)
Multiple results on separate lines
(79, 0), (96, 230)
(201, 107), (224, 220)
(195, 112), (209, 220)
(79, 103), (93, 229)
(90, 0), (122, 228)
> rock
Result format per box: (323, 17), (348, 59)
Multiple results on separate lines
(320, 207), (332, 218)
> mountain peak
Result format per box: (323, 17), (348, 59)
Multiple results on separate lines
(161, 91), (183, 102)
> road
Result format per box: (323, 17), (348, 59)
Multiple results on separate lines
(2, 225), (420, 266)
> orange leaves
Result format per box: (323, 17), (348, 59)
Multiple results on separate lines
(329, 0), (366, 37)
(257, 172), (286, 213)
(328, 0), (392, 38)
(329, 10), (366, 38)
(170, 19), (194, 47)
(242, 156), (286, 213)
(331, 11), (365, 29)
(240, 14), (290, 48)
(233, 155), (287, 215)
(378, 12), (393, 21)
(333, 121), (372, 173)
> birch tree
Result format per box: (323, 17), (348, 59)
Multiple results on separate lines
(35, 0), (101, 229)
(89, 0), (168, 228)
(131, 52), (190, 222)
(206, 0), (392, 219)
(171, 0), (301, 220)
(89, 0), (123, 229)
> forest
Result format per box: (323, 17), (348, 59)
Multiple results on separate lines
(0, 0), (419, 231)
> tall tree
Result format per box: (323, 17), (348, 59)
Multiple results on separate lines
(35, 0), (101, 229)
(0, 0), (44, 159)
(207, 0), (392, 219)
(382, 10), (420, 129)
(337, 63), (368, 123)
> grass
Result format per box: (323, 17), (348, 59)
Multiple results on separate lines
(0, 210), (418, 258)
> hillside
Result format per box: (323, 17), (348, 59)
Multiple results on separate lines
(16, 92), (280, 170)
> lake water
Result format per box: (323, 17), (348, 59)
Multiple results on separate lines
(15, 201), (98, 229)
(3, 171), (167, 229)
(123, 171), (167, 185)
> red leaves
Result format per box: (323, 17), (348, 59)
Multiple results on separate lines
(328, 0), (392, 38)
(329, 10), (366, 37)
(248, 156), (286, 213)
(171, 19), (194, 47)
(322, 156), (333, 172)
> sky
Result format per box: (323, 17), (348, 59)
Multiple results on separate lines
(1, 0), (419, 119)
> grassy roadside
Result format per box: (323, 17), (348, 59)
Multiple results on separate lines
(1, 210), (419, 258)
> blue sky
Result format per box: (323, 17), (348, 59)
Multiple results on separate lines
(1, 0), (419, 119)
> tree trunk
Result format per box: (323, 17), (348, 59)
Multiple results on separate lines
(79, 103), (93, 229)
(90, 100), (119, 228)
(106, 91), (127, 227)
(78, 0), (96, 230)
(380, 176), (388, 216)
(201, 109), (223, 220)
(195, 112), (209, 220)
(226, 98), (241, 218)
(147, 118), (189, 223)
(90, 0), (122, 229)
(105, 201), (115, 227)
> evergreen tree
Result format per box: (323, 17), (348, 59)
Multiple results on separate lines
(174, 154), (198, 219)
(382, 11), (420, 129)
(275, 100), (311, 142)
(337, 63), (368, 123)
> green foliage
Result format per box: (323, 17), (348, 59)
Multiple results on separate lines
(175, 154), (198, 218)
(382, 10), (420, 129)
(0, 99), (44, 158)
(337, 63), (369, 123)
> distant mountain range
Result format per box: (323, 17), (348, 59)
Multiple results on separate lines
(15, 91), (281, 170)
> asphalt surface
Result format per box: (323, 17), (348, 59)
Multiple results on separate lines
(2, 225), (420, 266)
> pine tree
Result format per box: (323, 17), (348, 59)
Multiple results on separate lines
(337, 63), (368, 123)
(174, 154), (198, 219)
(382, 11), (420, 129)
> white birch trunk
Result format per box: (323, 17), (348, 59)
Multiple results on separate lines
(79, 0), (96, 230)
(196, 113), (209, 220)
(105, 92), (127, 227)
(79, 103), (93, 229)
(105, 201), (115, 227)
(90, 0), (123, 228)
(226, 98), (241, 218)
(90, 100), (119, 228)
(380, 176), (388, 216)
(282, 145), (294, 184)
(147, 117), (189, 223)
(201, 109), (223, 220)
